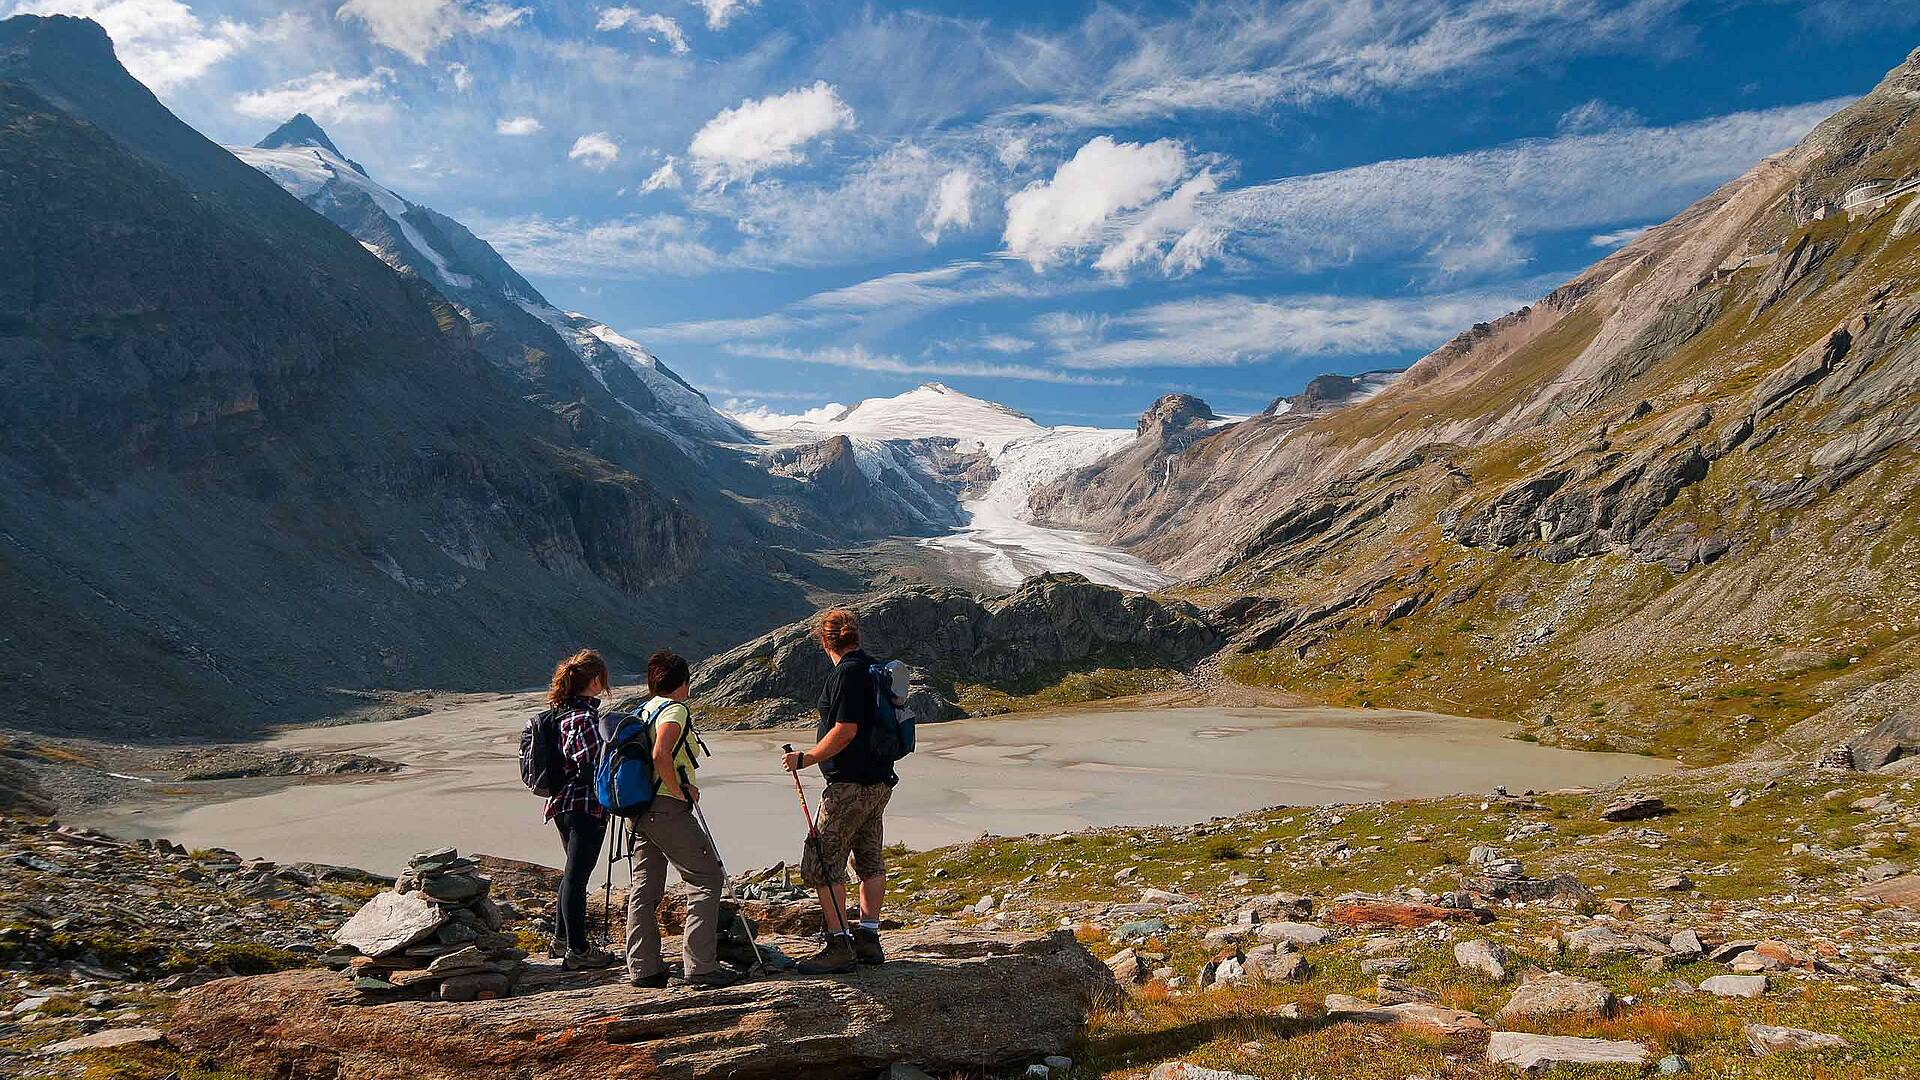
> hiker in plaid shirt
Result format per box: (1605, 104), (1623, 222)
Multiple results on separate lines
(544, 650), (617, 970)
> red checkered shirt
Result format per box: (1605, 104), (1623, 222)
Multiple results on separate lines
(543, 697), (606, 821)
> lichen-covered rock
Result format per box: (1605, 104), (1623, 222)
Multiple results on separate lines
(170, 928), (1114, 1080)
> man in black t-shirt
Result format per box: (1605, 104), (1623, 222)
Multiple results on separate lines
(780, 608), (897, 975)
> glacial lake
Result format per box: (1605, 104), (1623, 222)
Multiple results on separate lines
(82, 692), (1673, 875)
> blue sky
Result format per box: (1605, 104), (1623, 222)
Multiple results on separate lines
(16, 0), (1919, 426)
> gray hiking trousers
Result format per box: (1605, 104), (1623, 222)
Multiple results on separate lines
(624, 795), (725, 978)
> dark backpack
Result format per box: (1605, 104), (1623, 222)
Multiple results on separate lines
(865, 660), (916, 763)
(519, 707), (564, 797)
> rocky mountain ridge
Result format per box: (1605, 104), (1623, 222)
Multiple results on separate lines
(1035, 48), (1920, 762)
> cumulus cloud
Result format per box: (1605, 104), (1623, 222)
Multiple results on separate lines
(5, 0), (255, 89)
(595, 7), (689, 54)
(568, 131), (622, 170)
(1052, 288), (1535, 369)
(1092, 170), (1222, 275)
(474, 212), (723, 277)
(447, 61), (472, 90)
(233, 69), (393, 121)
(1001, 136), (1192, 269)
(641, 156), (683, 192)
(495, 115), (541, 135)
(335, 0), (528, 64)
(1557, 98), (1644, 135)
(692, 0), (756, 30)
(689, 81), (855, 188)
(920, 168), (977, 244)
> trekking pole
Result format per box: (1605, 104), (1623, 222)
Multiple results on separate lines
(692, 799), (767, 971)
(783, 744), (853, 940)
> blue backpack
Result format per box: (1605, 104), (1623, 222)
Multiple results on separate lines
(867, 660), (916, 762)
(594, 699), (690, 817)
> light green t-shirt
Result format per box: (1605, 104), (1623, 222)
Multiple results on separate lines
(644, 698), (703, 798)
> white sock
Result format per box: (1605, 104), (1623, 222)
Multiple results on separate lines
(859, 919), (879, 931)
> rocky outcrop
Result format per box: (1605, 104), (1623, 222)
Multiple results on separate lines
(168, 928), (1114, 1080)
(692, 573), (1223, 728)
(1136, 394), (1219, 449)
(762, 435), (969, 536)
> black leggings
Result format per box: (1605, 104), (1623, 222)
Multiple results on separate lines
(553, 810), (609, 952)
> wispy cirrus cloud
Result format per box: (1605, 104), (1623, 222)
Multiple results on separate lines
(474, 212), (724, 276)
(335, 0), (528, 64)
(1049, 284), (1542, 370)
(721, 342), (1125, 385)
(233, 68), (394, 121)
(596, 7), (689, 54)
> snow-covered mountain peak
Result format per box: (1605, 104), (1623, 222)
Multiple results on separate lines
(255, 113), (361, 172)
(738, 382), (1045, 454)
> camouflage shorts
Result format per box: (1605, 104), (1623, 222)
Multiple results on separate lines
(799, 781), (892, 886)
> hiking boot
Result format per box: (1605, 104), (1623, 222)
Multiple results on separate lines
(627, 970), (671, 989)
(795, 933), (857, 975)
(673, 968), (748, 990)
(563, 947), (618, 970)
(547, 936), (566, 960)
(851, 926), (885, 966)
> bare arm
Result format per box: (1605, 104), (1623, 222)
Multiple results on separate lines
(796, 721), (858, 769)
(652, 718), (691, 802)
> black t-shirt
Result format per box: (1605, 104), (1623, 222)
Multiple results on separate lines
(815, 649), (896, 785)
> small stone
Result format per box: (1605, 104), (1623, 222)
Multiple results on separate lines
(1657, 1053), (1689, 1074)
(1454, 939), (1508, 981)
(1105, 948), (1146, 984)
(335, 890), (447, 957)
(1650, 874), (1694, 891)
(1375, 976), (1436, 1005)
(1361, 956), (1414, 975)
(1699, 974), (1768, 998)
(1729, 950), (1783, 973)
(1147, 1064), (1260, 1080)
(1668, 929), (1704, 960)
(1043, 1056), (1073, 1071)
(1744, 1024), (1850, 1056)
(971, 895), (997, 915)
(437, 971), (510, 1001)
(1024, 1065), (1050, 1079)
(1112, 918), (1170, 944)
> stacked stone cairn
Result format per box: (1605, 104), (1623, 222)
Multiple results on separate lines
(325, 847), (526, 1002)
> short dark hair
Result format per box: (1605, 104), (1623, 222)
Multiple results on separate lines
(647, 649), (690, 696)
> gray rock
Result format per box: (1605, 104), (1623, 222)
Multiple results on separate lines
(335, 890), (447, 958)
(1744, 1024), (1851, 1056)
(1147, 1064), (1261, 1080)
(1601, 795), (1668, 822)
(1488, 1032), (1651, 1069)
(1650, 873), (1694, 891)
(1375, 976), (1435, 1005)
(437, 971), (510, 1002)
(1323, 995), (1487, 1035)
(1361, 956), (1414, 975)
(1496, 969), (1614, 1020)
(1566, 924), (1667, 959)
(1668, 929), (1704, 960)
(427, 945), (490, 975)
(885, 1066), (939, 1080)
(44, 1026), (167, 1054)
(1253, 921), (1327, 946)
(1112, 918), (1170, 944)
(1023, 1066), (1050, 1079)
(1700, 974), (1769, 998)
(1658, 1053), (1689, 1074)
(1454, 939), (1509, 981)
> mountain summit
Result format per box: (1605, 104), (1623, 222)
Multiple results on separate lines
(255, 112), (363, 173)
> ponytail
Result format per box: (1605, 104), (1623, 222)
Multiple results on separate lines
(547, 649), (609, 706)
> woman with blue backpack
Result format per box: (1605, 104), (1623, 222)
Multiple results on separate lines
(541, 649), (618, 970)
(614, 650), (743, 989)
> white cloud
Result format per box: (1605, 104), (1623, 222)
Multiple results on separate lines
(334, 0), (527, 64)
(1052, 287), (1535, 369)
(919, 168), (977, 244)
(1092, 170), (1222, 276)
(692, 142), (962, 267)
(6, 0), (253, 89)
(1002, 135), (1191, 269)
(1589, 225), (1652, 248)
(1205, 99), (1848, 273)
(721, 342), (1123, 385)
(725, 400), (847, 430)
(568, 131), (622, 170)
(233, 69), (393, 122)
(495, 115), (541, 135)
(689, 81), (855, 188)
(641, 156), (683, 192)
(1423, 228), (1529, 280)
(692, 0), (756, 31)
(595, 7), (689, 54)
(1557, 98), (1643, 135)
(476, 212), (723, 276)
(447, 61), (472, 91)
(644, 311), (821, 343)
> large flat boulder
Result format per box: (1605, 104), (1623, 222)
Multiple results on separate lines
(169, 928), (1113, 1080)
